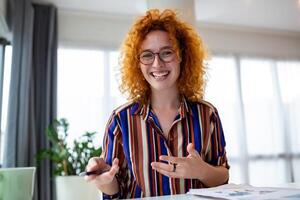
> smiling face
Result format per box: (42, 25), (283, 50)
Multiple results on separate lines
(139, 30), (181, 93)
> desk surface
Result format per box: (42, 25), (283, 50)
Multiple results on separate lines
(265, 182), (300, 189)
(131, 183), (300, 200)
(133, 194), (213, 200)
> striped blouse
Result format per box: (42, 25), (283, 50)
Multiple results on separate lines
(101, 97), (229, 199)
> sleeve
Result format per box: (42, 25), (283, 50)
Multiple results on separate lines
(101, 112), (131, 199)
(208, 108), (230, 170)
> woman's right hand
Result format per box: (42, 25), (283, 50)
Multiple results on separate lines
(84, 157), (119, 186)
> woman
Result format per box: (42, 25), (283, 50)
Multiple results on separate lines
(85, 9), (229, 199)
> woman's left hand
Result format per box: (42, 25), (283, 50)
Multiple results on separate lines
(151, 143), (205, 179)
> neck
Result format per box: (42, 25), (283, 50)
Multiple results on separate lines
(150, 88), (180, 110)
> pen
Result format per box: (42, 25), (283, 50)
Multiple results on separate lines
(79, 169), (109, 176)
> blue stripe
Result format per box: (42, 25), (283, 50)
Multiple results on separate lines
(106, 117), (118, 165)
(119, 109), (133, 172)
(190, 104), (202, 152)
(160, 139), (170, 195)
(135, 185), (142, 197)
(147, 124), (153, 194)
(218, 116), (226, 149)
(130, 102), (140, 115)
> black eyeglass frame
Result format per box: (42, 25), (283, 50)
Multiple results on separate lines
(138, 48), (177, 65)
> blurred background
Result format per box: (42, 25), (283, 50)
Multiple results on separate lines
(0, 0), (300, 194)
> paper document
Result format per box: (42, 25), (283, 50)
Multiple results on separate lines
(188, 183), (300, 200)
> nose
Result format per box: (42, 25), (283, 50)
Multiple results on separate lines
(152, 54), (164, 68)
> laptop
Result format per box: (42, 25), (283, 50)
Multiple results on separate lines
(0, 167), (36, 200)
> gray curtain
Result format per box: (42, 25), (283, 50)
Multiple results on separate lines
(3, 1), (57, 200)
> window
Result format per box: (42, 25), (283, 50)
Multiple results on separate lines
(57, 48), (126, 146)
(240, 58), (287, 186)
(0, 44), (12, 165)
(205, 55), (300, 186)
(205, 56), (244, 184)
(109, 51), (127, 106)
(277, 61), (300, 182)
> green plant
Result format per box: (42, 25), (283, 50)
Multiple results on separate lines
(36, 118), (102, 176)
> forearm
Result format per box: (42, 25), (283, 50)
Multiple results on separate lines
(96, 177), (120, 195)
(198, 163), (229, 187)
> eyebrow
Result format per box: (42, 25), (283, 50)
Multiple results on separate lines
(140, 46), (173, 53)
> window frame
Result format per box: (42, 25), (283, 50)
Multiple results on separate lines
(0, 38), (11, 166)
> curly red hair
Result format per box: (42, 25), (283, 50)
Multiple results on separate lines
(119, 9), (208, 104)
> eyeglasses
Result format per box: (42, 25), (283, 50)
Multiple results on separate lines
(139, 48), (176, 65)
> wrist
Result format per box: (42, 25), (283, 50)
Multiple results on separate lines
(196, 161), (210, 181)
(97, 177), (119, 195)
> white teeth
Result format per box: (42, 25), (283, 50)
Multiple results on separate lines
(152, 71), (169, 77)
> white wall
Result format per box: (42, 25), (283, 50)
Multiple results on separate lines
(198, 23), (300, 59)
(58, 10), (300, 59)
(58, 10), (134, 50)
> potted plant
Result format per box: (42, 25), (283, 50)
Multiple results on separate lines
(36, 118), (102, 200)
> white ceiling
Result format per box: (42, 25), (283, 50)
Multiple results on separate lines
(35, 0), (147, 15)
(195, 0), (300, 32)
(35, 0), (300, 32)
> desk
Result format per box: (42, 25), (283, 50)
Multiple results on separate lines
(131, 183), (300, 200)
(265, 182), (300, 189)
(133, 194), (214, 200)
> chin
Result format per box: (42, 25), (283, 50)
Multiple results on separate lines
(150, 84), (174, 92)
